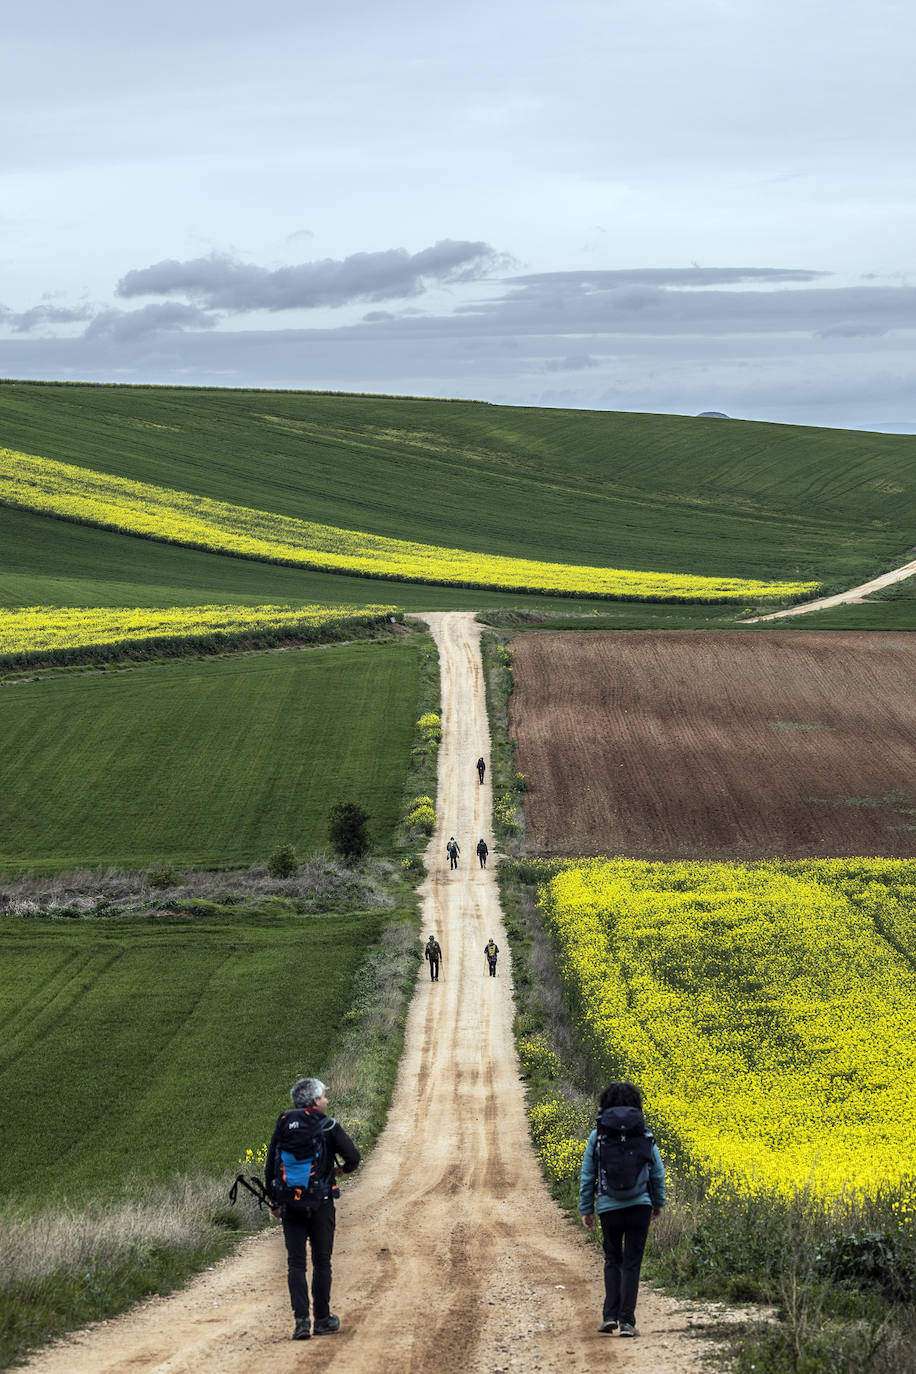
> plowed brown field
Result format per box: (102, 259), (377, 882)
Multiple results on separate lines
(510, 630), (916, 859)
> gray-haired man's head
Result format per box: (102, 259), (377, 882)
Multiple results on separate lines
(290, 1077), (325, 1108)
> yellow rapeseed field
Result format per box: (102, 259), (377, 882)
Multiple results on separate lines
(0, 448), (819, 603)
(0, 603), (397, 659)
(535, 857), (916, 1198)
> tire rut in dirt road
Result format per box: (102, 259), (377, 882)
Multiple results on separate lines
(22, 611), (714, 1374)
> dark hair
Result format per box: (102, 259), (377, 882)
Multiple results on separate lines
(599, 1081), (643, 1111)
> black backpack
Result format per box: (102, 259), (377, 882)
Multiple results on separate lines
(272, 1110), (336, 1213)
(595, 1106), (655, 1202)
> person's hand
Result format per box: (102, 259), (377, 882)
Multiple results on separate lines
(270, 1207), (282, 1220)
(651, 1207), (662, 1219)
(335, 1165), (344, 1178)
(582, 1213), (596, 1231)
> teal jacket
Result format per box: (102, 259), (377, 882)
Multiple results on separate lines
(578, 1128), (666, 1214)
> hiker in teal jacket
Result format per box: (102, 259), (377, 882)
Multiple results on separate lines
(579, 1081), (665, 1339)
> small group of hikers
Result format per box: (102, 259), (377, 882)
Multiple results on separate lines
(446, 835), (489, 869)
(443, 759), (490, 871)
(423, 932), (499, 978)
(258, 1076), (663, 1341)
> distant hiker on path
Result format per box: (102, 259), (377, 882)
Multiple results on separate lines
(446, 836), (460, 869)
(477, 757), (486, 784)
(579, 1081), (665, 1339)
(266, 1077), (361, 1342)
(476, 838), (489, 869)
(425, 933), (442, 981)
(484, 938), (499, 975)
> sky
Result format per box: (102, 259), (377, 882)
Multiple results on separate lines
(4, 0), (916, 429)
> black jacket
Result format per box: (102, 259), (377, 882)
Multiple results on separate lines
(264, 1108), (361, 1201)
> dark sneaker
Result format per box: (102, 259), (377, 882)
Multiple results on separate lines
(619, 1322), (639, 1337)
(598, 1319), (618, 1333)
(292, 1318), (311, 1340)
(314, 1314), (341, 1335)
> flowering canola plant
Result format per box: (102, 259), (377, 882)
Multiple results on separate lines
(0, 448), (819, 603)
(537, 857), (916, 1197)
(0, 603), (397, 662)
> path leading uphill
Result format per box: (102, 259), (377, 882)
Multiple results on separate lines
(747, 554), (916, 621)
(23, 611), (715, 1374)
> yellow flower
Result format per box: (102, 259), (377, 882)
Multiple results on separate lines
(0, 448), (819, 603)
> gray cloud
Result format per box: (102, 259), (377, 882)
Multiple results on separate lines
(505, 268), (825, 290)
(115, 240), (504, 313)
(5, 254), (916, 430)
(0, 302), (96, 332)
(544, 353), (600, 372)
(83, 302), (218, 343)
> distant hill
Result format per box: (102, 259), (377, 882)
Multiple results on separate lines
(1, 382), (914, 605)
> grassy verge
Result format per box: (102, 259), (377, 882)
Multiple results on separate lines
(480, 604), (745, 631)
(0, 873), (422, 1368)
(394, 627), (441, 875)
(480, 630), (527, 848)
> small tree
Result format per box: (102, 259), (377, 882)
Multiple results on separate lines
(328, 801), (370, 862)
(267, 842), (299, 878)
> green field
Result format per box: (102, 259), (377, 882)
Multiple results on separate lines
(1, 382), (914, 591)
(0, 504), (612, 615)
(0, 907), (386, 1201)
(0, 641), (421, 874)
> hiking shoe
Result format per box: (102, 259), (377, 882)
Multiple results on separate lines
(292, 1318), (311, 1340)
(619, 1322), (639, 1337)
(598, 1319), (618, 1333)
(313, 1314), (341, 1335)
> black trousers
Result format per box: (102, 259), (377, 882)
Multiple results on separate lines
(282, 1200), (336, 1321)
(599, 1205), (652, 1326)
(449, 853), (458, 868)
(428, 957), (439, 980)
(487, 959), (497, 976)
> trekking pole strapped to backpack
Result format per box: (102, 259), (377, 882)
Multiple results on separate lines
(228, 1173), (273, 1210)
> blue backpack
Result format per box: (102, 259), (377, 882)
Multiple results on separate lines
(273, 1110), (336, 1213)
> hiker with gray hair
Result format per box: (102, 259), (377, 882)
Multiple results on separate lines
(265, 1077), (361, 1341)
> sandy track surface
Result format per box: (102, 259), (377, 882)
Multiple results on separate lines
(748, 554), (916, 620)
(23, 612), (713, 1374)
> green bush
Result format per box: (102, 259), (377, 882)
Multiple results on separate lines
(328, 801), (371, 862)
(267, 843), (299, 878)
(147, 864), (183, 890)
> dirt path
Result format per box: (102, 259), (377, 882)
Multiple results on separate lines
(23, 611), (713, 1374)
(747, 555), (916, 621)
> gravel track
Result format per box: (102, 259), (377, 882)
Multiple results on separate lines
(22, 611), (715, 1374)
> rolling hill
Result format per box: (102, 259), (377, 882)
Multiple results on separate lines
(1, 381), (914, 596)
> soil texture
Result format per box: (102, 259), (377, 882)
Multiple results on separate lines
(511, 629), (916, 859)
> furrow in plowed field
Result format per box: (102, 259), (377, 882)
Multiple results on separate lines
(510, 631), (916, 859)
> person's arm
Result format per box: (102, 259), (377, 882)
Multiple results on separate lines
(579, 1131), (598, 1228)
(264, 1120), (281, 1215)
(329, 1120), (362, 1176)
(649, 1144), (666, 1215)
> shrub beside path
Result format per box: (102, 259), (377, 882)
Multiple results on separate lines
(22, 611), (715, 1374)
